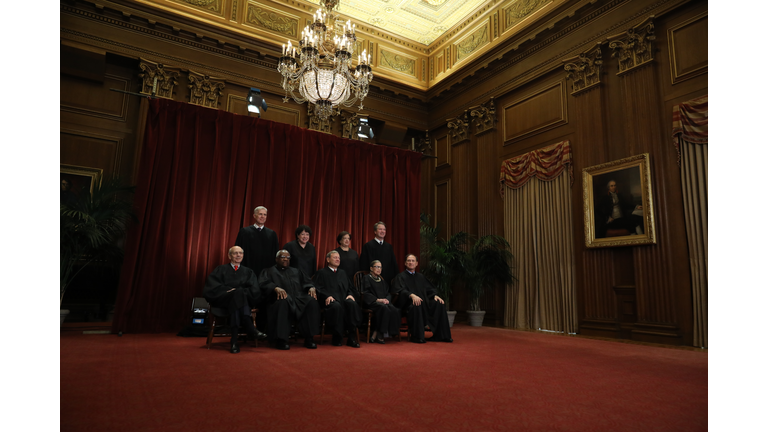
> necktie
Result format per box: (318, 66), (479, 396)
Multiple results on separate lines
(234, 265), (239, 271)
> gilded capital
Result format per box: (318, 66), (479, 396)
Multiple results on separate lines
(308, 104), (333, 134)
(188, 71), (225, 109)
(341, 111), (360, 140)
(138, 59), (180, 99)
(608, 16), (656, 75)
(469, 97), (496, 135)
(563, 43), (603, 95)
(447, 111), (470, 143)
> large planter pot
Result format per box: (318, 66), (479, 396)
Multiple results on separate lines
(446, 310), (457, 328)
(466, 310), (486, 327)
(60, 309), (70, 327)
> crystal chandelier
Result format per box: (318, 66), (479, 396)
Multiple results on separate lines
(278, 0), (373, 121)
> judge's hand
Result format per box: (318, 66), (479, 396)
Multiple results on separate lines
(434, 295), (445, 305)
(636, 205), (643, 210)
(377, 298), (389, 305)
(345, 295), (355, 301)
(274, 287), (287, 300)
(226, 288), (235, 293)
(410, 294), (423, 306)
(308, 287), (318, 300)
(607, 217), (614, 223)
(326, 296), (336, 306)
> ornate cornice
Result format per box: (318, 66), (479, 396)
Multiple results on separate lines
(188, 71), (226, 108)
(608, 16), (656, 75)
(138, 59), (180, 98)
(307, 104), (333, 133)
(469, 97), (496, 136)
(446, 111), (470, 144)
(563, 43), (603, 95)
(341, 111), (361, 140)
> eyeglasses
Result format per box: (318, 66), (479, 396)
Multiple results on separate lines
(278, 255), (291, 259)
(371, 265), (382, 268)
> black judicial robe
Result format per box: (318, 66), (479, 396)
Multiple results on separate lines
(359, 239), (399, 284)
(314, 267), (362, 338)
(361, 274), (400, 337)
(258, 265), (320, 340)
(235, 225), (280, 277)
(202, 264), (261, 313)
(391, 270), (452, 341)
(283, 240), (317, 279)
(334, 247), (359, 283)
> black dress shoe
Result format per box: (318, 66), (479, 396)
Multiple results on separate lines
(304, 339), (317, 349)
(410, 337), (426, 344)
(346, 338), (360, 348)
(374, 338), (385, 344)
(428, 336), (454, 343)
(331, 337), (343, 346)
(275, 340), (290, 350)
(256, 330), (268, 340)
(230, 342), (240, 353)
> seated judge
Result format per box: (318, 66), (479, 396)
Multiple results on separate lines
(283, 225), (317, 279)
(361, 260), (400, 344)
(333, 231), (359, 285)
(202, 246), (263, 354)
(391, 254), (453, 344)
(259, 250), (321, 350)
(314, 251), (362, 348)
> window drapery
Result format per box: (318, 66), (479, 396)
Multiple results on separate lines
(112, 98), (421, 333)
(500, 140), (572, 193)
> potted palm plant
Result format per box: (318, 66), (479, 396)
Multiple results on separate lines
(60, 179), (135, 325)
(461, 235), (515, 327)
(420, 214), (468, 327)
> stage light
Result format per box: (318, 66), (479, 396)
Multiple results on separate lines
(191, 297), (209, 326)
(247, 88), (268, 116)
(357, 117), (374, 139)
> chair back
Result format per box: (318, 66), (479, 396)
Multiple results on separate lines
(352, 271), (368, 301)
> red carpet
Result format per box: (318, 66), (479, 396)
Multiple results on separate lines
(60, 325), (707, 431)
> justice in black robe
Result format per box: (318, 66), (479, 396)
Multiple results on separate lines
(235, 225), (280, 276)
(258, 264), (320, 342)
(359, 239), (399, 284)
(203, 264), (261, 342)
(334, 247), (359, 284)
(283, 240), (317, 279)
(361, 274), (401, 339)
(391, 270), (452, 342)
(314, 267), (361, 342)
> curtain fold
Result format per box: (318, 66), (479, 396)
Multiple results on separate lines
(673, 95), (708, 348)
(113, 99), (421, 333)
(502, 144), (577, 333)
(500, 140), (572, 192)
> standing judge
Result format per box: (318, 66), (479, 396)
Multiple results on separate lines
(283, 225), (317, 279)
(259, 250), (321, 350)
(202, 246), (262, 354)
(314, 251), (361, 348)
(391, 254), (453, 344)
(361, 260), (400, 344)
(359, 221), (398, 284)
(334, 231), (359, 285)
(235, 206), (280, 333)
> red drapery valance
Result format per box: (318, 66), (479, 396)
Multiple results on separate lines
(112, 98), (421, 333)
(500, 140), (572, 194)
(672, 94), (708, 161)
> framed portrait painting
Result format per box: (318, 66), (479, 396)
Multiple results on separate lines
(582, 153), (656, 248)
(60, 164), (103, 206)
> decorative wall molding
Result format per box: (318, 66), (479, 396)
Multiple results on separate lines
(244, 3), (299, 38)
(455, 23), (490, 63)
(504, 0), (550, 33)
(563, 43), (603, 95)
(608, 16), (656, 75)
(172, 0), (224, 15)
(446, 111), (470, 144)
(188, 71), (226, 108)
(341, 111), (361, 140)
(380, 49), (417, 77)
(414, 130), (432, 155)
(667, 12), (708, 84)
(139, 59), (180, 99)
(308, 104), (332, 133)
(470, 97), (497, 136)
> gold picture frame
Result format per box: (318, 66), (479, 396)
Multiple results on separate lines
(60, 164), (103, 203)
(583, 154), (656, 248)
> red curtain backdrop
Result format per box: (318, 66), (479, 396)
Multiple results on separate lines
(112, 99), (422, 333)
(499, 140), (572, 194)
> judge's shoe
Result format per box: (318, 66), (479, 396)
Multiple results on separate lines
(369, 337), (385, 344)
(346, 338), (360, 348)
(304, 337), (317, 349)
(255, 330), (268, 341)
(230, 342), (240, 353)
(428, 336), (453, 343)
(331, 336), (343, 347)
(410, 337), (426, 344)
(274, 340), (290, 350)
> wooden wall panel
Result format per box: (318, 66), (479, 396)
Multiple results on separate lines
(226, 94), (301, 126)
(60, 73), (130, 121)
(450, 141), (473, 236)
(435, 134), (450, 168)
(668, 12), (708, 84)
(502, 81), (568, 144)
(435, 179), (450, 241)
(476, 131), (502, 238)
(60, 131), (122, 180)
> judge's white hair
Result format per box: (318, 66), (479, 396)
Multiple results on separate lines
(253, 206), (268, 214)
(228, 246), (243, 255)
(276, 249), (290, 258)
(326, 250), (340, 259)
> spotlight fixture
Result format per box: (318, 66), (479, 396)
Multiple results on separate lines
(357, 117), (374, 139)
(247, 88), (268, 116)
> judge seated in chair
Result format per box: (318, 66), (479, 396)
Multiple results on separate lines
(203, 246), (264, 354)
(259, 249), (321, 350)
(391, 254), (453, 344)
(314, 250), (361, 348)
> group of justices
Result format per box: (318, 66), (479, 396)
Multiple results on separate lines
(204, 206), (452, 353)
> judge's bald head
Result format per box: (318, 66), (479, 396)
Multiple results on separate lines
(228, 246), (244, 265)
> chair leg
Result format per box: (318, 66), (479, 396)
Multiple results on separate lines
(206, 314), (217, 349)
(366, 312), (371, 343)
(320, 319), (325, 345)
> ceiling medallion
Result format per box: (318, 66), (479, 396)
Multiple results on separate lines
(277, 0), (373, 121)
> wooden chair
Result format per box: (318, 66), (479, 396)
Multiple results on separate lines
(206, 304), (258, 350)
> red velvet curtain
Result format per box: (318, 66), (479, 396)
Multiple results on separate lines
(112, 99), (421, 333)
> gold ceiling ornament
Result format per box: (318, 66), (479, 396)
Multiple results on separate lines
(425, 0), (448, 5)
(278, 0), (373, 120)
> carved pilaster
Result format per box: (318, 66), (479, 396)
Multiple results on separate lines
(563, 43), (603, 95)
(188, 71), (225, 108)
(341, 111), (360, 140)
(414, 130), (431, 154)
(469, 97), (496, 136)
(608, 16), (655, 75)
(138, 59), (179, 99)
(308, 104), (332, 134)
(446, 111), (469, 143)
